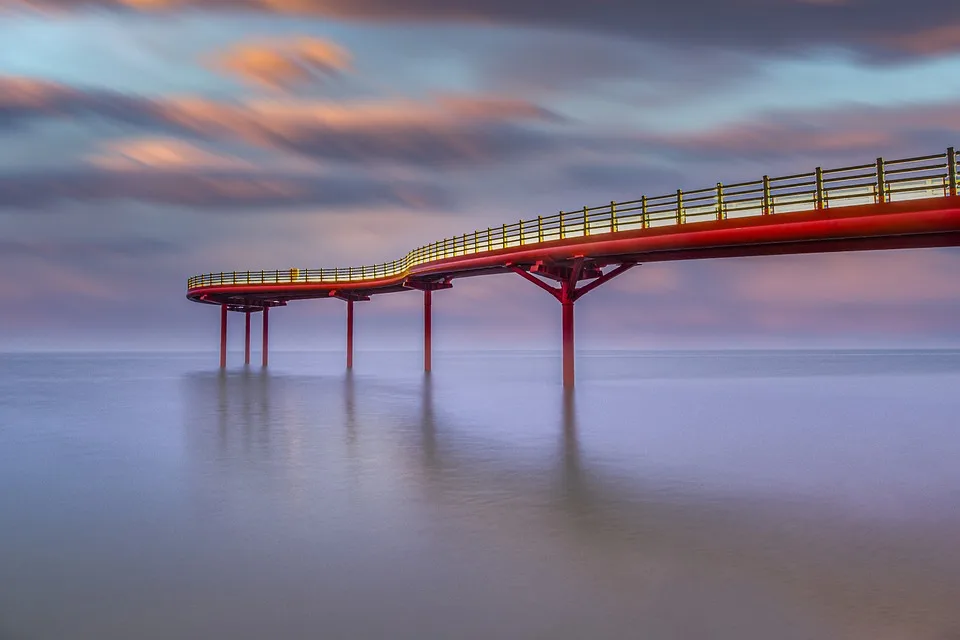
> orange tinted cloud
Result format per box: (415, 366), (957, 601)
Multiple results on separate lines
(880, 25), (960, 56)
(88, 137), (259, 171)
(0, 75), (559, 167)
(637, 101), (960, 159)
(211, 37), (352, 90)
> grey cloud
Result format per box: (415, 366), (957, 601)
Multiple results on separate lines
(560, 163), (687, 198)
(477, 33), (755, 97)
(0, 169), (450, 210)
(14, 0), (960, 59)
(263, 121), (562, 168)
(0, 238), (179, 259)
(0, 77), (562, 169)
(629, 100), (960, 168)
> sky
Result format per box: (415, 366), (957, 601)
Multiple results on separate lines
(1, 0), (960, 352)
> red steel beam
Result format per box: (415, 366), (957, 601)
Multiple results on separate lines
(562, 300), (574, 388)
(511, 261), (632, 387)
(188, 199), (960, 306)
(424, 290), (432, 373)
(262, 306), (269, 368)
(508, 266), (562, 301)
(571, 263), (636, 301)
(244, 311), (251, 365)
(346, 299), (354, 370)
(219, 305), (227, 369)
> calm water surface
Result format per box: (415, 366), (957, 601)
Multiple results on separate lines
(2, 350), (960, 639)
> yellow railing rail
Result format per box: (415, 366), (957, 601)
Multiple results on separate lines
(187, 147), (958, 290)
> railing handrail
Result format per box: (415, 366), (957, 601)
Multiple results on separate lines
(187, 146), (959, 291)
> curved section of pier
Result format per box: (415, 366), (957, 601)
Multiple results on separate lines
(186, 148), (960, 385)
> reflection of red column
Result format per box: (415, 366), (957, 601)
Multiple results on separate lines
(346, 300), (354, 370)
(424, 290), (432, 372)
(219, 305), (228, 369)
(262, 306), (269, 368)
(244, 312), (251, 365)
(561, 299), (574, 388)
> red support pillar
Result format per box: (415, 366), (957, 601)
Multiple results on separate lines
(510, 261), (635, 388)
(561, 298), (575, 388)
(244, 312), (251, 365)
(424, 290), (432, 372)
(346, 299), (354, 370)
(219, 305), (227, 369)
(261, 306), (269, 368)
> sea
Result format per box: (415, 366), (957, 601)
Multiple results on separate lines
(1, 349), (959, 639)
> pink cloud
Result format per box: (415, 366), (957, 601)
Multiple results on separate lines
(87, 137), (260, 171)
(209, 37), (352, 90)
(10, 0), (960, 62)
(879, 24), (960, 56)
(637, 101), (960, 158)
(0, 75), (560, 168)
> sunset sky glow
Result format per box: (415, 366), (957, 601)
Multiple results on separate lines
(2, 0), (960, 351)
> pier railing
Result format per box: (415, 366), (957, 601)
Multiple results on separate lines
(187, 147), (958, 290)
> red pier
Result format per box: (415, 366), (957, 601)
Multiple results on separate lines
(192, 148), (960, 386)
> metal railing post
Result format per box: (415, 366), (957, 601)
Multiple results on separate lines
(876, 157), (886, 204)
(187, 147), (960, 300)
(949, 147), (957, 197)
(762, 176), (771, 215)
(716, 182), (725, 221)
(815, 167), (824, 210)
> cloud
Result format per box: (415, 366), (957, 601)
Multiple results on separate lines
(632, 100), (960, 164)
(0, 166), (449, 210)
(210, 37), (352, 90)
(12, 0), (960, 59)
(476, 32), (753, 98)
(87, 137), (260, 171)
(876, 24), (960, 57)
(0, 76), (561, 168)
(0, 238), (178, 260)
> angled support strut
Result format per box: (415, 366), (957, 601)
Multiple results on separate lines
(510, 259), (636, 387)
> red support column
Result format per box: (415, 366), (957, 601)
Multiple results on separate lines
(219, 305), (228, 369)
(244, 312), (251, 365)
(561, 298), (575, 388)
(424, 290), (432, 372)
(511, 262), (634, 388)
(346, 299), (354, 370)
(261, 306), (269, 368)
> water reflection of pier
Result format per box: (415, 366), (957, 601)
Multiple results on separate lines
(186, 369), (960, 639)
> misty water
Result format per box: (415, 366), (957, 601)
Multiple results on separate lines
(2, 350), (960, 639)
